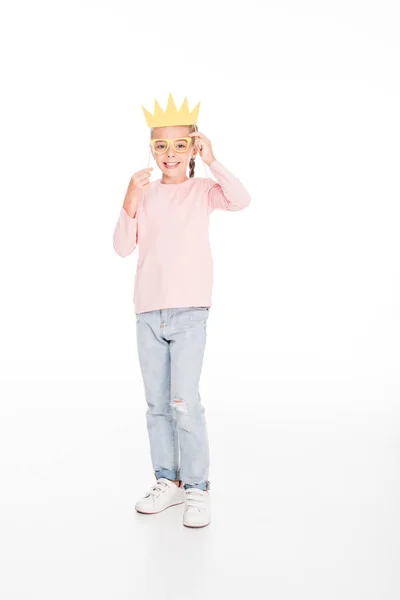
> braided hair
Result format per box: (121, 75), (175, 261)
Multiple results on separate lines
(189, 155), (195, 178)
(188, 124), (197, 178)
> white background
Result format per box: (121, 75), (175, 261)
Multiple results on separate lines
(1, 0), (399, 598)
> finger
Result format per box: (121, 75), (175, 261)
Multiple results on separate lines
(190, 131), (209, 142)
(133, 172), (152, 184)
(132, 169), (152, 180)
(138, 176), (150, 186)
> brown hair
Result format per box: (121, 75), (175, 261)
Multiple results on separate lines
(150, 124), (198, 178)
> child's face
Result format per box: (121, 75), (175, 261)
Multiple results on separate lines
(151, 126), (197, 178)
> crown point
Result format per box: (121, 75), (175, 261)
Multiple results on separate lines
(141, 93), (200, 128)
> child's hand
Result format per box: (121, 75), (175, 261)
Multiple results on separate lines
(123, 167), (153, 217)
(189, 132), (216, 166)
(129, 167), (153, 191)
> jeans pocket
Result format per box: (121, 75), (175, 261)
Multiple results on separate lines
(187, 308), (210, 323)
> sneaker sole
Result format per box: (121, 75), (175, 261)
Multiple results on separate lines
(135, 500), (185, 514)
(183, 521), (210, 528)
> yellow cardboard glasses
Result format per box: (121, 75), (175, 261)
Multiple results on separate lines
(150, 137), (194, 154)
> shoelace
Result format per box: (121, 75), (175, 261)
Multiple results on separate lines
(184, 489), (207, 512)
(145, 479), (170, 499)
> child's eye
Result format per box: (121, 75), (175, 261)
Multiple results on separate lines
(174, 139), (188, 150)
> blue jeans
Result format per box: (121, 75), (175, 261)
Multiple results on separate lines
(135, 306), (211, 491)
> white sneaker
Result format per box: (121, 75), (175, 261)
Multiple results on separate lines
(135, 478), (185, 514)
(183, 488), (211, 528)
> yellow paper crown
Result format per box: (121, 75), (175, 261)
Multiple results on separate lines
(141, 92), (200, 128)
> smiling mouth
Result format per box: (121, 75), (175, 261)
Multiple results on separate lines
(163, 162), (180, 169)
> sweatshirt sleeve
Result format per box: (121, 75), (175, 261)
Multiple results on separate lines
(113, 206), (138, 257)
(206, 159), (251, 211)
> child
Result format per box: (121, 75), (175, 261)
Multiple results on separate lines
(113, 93), (251, 528)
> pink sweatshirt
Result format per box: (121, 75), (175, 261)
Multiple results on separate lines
(113, 159), (251, 313)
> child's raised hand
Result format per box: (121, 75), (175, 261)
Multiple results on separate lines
(123, 167), (153, 218)
(129, 167), (153, 191)
(188, 132), (216, 166)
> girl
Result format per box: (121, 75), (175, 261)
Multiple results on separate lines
(113, 94), (251, 528)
